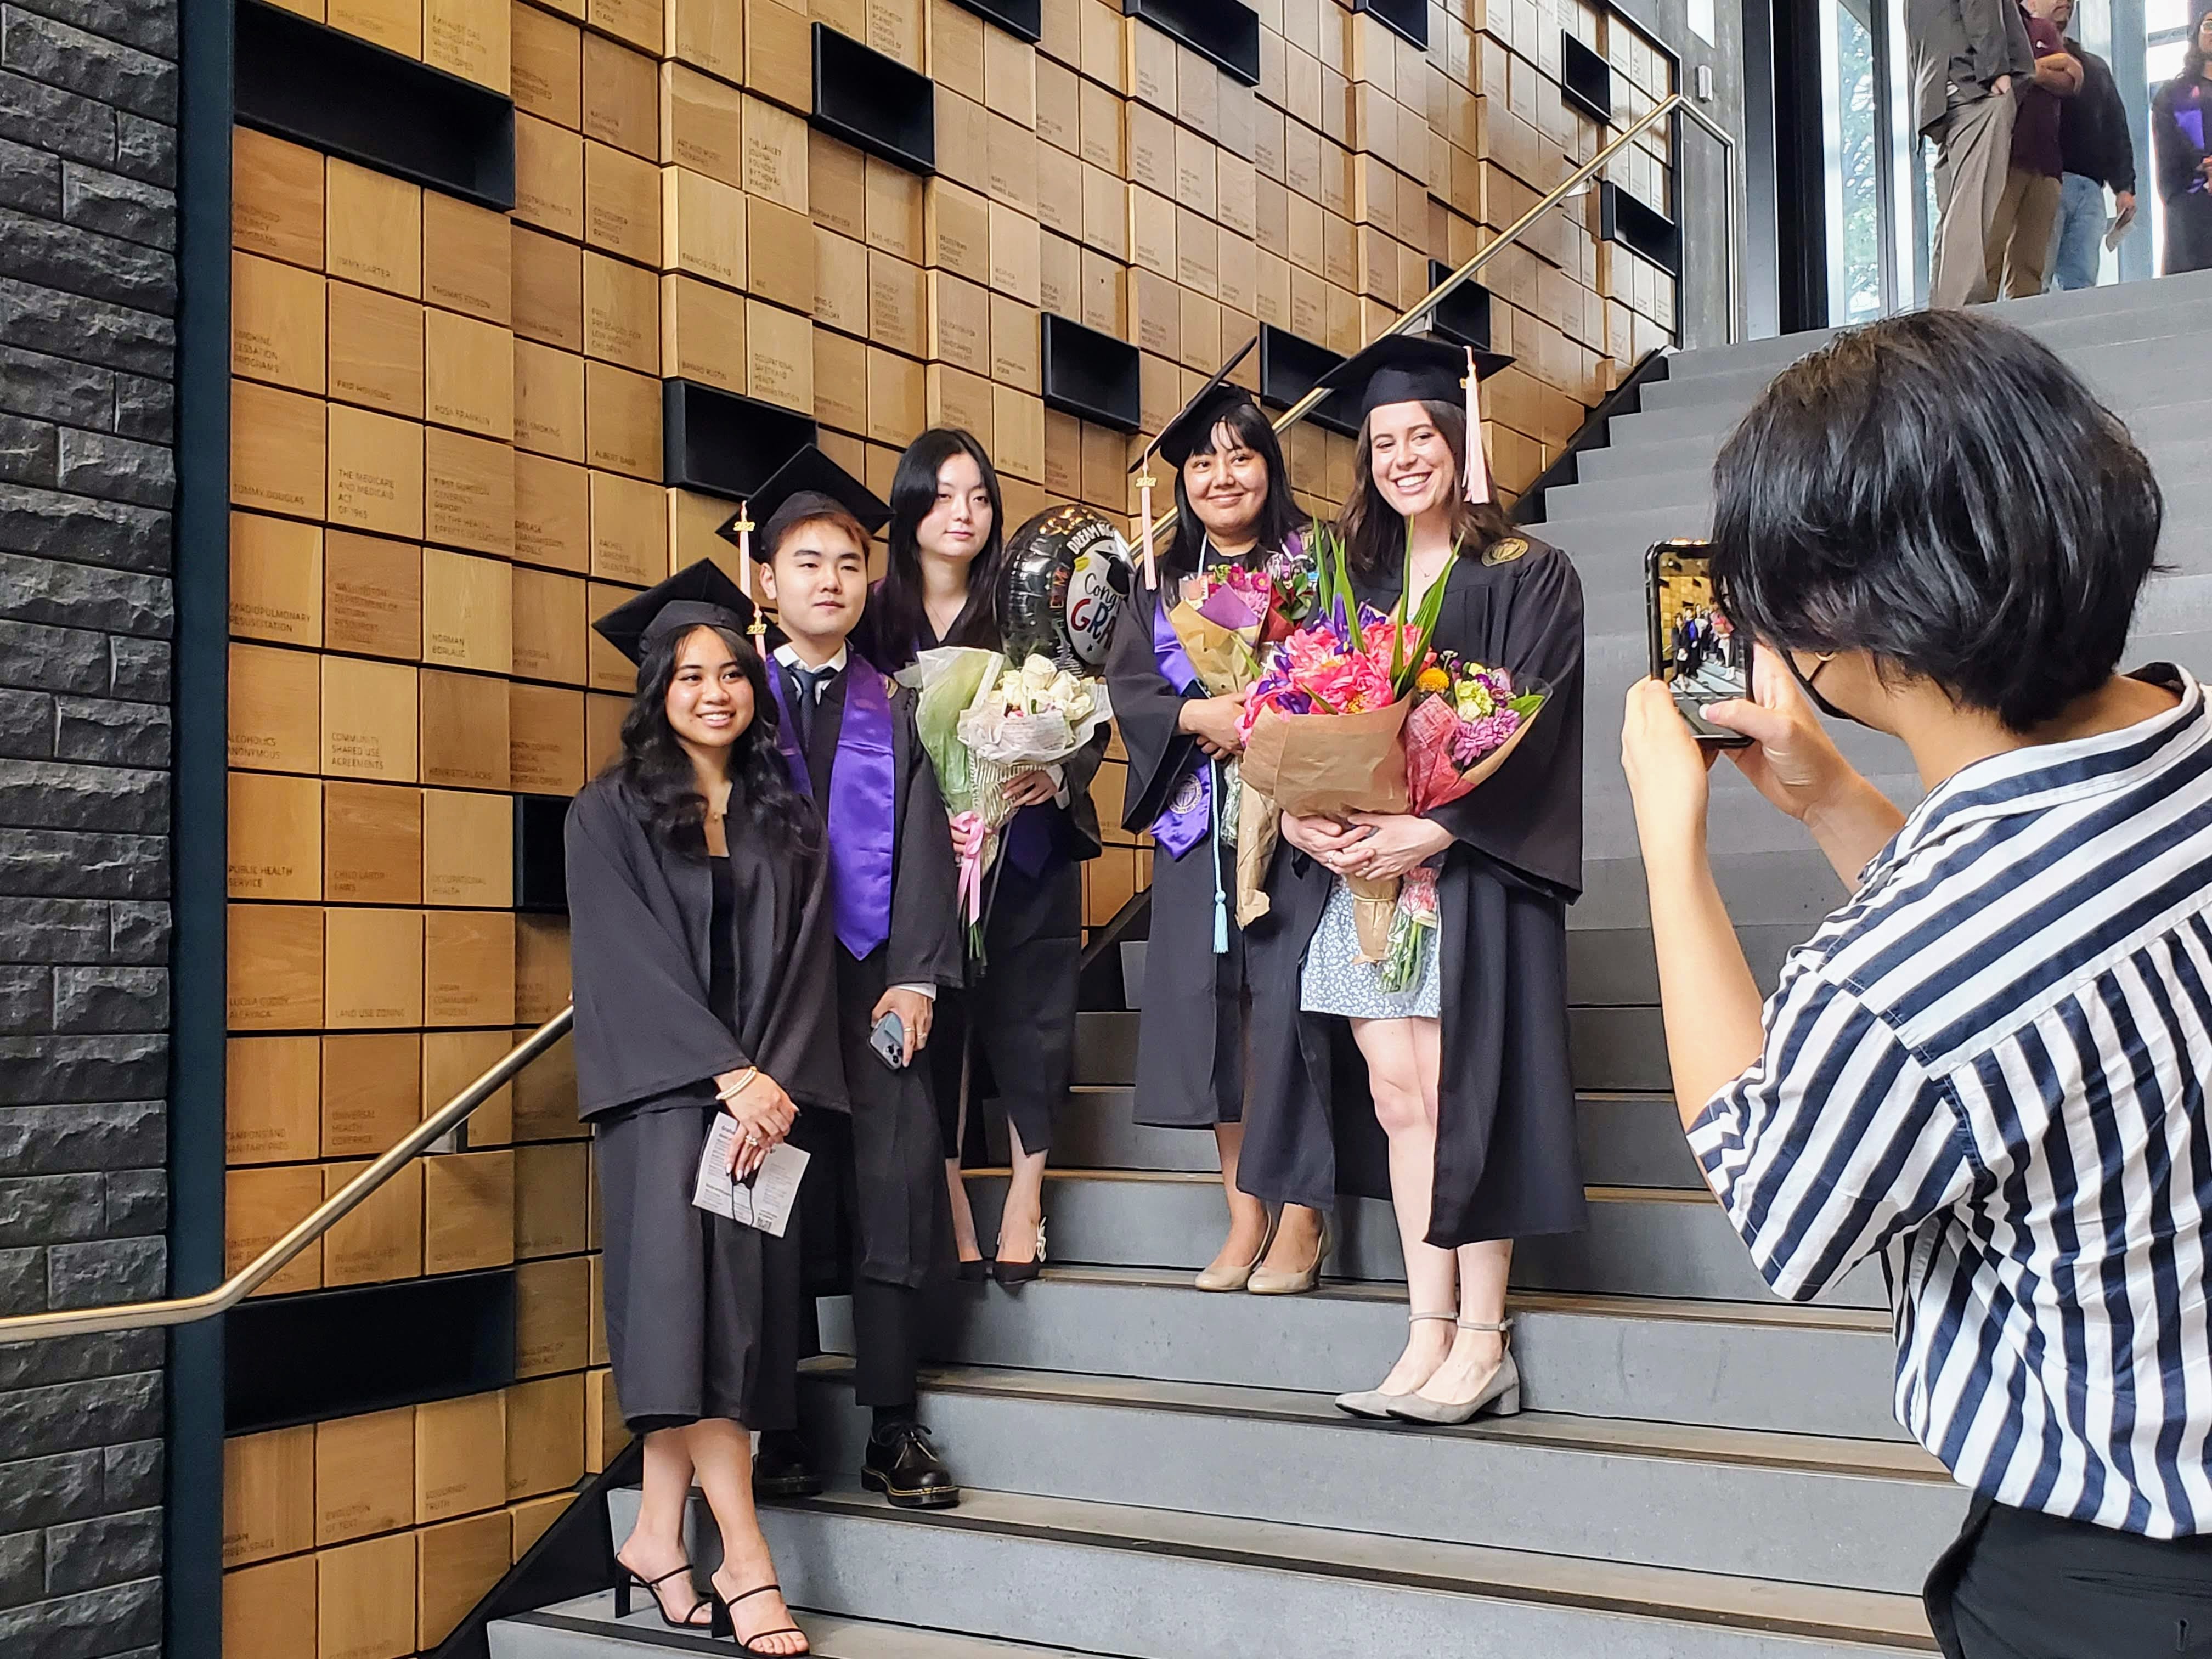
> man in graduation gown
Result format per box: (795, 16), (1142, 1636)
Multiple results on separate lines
(741, 450), (968, 1509)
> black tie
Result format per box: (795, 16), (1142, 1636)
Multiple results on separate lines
(790, 663), (835, 748)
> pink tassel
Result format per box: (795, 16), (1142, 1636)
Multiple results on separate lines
(1464, 348), (1491, 506)
(1137, 469), (1158, 589)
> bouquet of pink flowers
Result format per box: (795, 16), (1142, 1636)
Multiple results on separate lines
(1166, 537), (1317, 695)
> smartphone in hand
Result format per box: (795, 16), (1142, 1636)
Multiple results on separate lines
(1647, 539), (1753, 748)
(869, 1011), (908, 1070)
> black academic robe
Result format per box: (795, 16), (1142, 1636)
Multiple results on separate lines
(1238, 535), (1589, 1249)
(2152, 76), (2212, 276)
(781, 660), (964, 1292)
(565, 772), (847, 1429)
(1104, 544), (1278, 1130)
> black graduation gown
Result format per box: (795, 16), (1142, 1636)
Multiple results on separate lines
(2152, 77), (2212, 276)
(1238, 537), (1590, 1249)
(565, 773), (847, 1429)
(781, 661), (964, 1292)
(1103, 546), (1274, 1129)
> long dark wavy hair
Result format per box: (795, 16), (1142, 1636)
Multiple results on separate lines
(1161, 400), (1306, 577)
(1338, 399), (1516, 575)
(605, 623), (819, 860)
(866, 427), (1007, 670)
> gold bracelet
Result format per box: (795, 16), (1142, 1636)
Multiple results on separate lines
(717, 1067), (759, 1102)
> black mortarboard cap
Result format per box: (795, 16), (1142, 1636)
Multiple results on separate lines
(724, 444), (893, 556)
(1137, 336), (1263, 471)
(591, 558), (759, 665)
(1314, 334), (1515, 424)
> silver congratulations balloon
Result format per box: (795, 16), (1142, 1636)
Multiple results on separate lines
(998, 504), (1133, 672)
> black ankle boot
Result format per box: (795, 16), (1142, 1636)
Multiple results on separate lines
(860, 1419), (960, 1509)
(751, 1428), (821, 1499)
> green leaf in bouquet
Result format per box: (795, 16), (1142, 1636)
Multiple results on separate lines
(1389, 527), (1459, 698)
(1508, 691), (1546, 721)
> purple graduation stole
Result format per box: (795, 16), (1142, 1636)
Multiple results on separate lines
(1148, 588), (1211, 861)
(768, 652), (896, 959)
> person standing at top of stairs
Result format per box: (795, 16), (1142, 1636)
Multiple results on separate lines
(1621, 308), (2212, 1657)
(1104, 364), (1327, 1295)
(1239, 335), (1589, 1427)
(1908, 0), (2036, 306)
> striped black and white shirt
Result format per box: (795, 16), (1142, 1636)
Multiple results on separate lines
(1689, 665), (2212, 1536)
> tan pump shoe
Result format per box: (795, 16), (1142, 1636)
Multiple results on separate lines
(1194, 1210), (1280, 1292)
(1246, 1213), (1330, 1295)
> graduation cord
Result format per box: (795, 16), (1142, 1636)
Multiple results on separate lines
(1195, 537), (1229, 958)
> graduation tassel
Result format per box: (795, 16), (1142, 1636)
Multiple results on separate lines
(1463, 348), (1492, 507)
(735, 500), (766, 637)
(1136, 465), (1158, 590)
(1209, 761), (1228, 956)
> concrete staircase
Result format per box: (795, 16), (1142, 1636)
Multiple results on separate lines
(483, 275), (2212, 1657)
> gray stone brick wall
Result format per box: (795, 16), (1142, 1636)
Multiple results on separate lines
(0, 0), (178, 1650)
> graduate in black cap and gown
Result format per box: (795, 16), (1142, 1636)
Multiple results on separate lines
(1240, 334), (1588, 1429)
(728, 449), (967, 1511)
(567, 561), (840, 1655)
(1103, 345), (1328, 1292)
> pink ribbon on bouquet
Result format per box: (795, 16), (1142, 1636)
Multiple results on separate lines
(949, 810), (989, 924)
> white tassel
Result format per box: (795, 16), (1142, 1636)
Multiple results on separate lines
(1464, 348), (1492, 506)
(1137, 469), (1158, 589)
(736, 499), (765, 635)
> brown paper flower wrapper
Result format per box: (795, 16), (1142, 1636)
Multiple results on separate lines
(1237, 701), (1413, 817)
(1166, 601), (1261, 696)
(1235, 781), (1280, 927)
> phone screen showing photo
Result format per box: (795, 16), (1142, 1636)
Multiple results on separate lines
(1649, 541), (1750, 743)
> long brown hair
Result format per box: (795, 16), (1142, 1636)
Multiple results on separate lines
(1337, 399), (1516, 574)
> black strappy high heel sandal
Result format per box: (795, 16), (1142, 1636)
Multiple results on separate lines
(712, 1580), (808, 1655)
(613, 1561), (714, 1630)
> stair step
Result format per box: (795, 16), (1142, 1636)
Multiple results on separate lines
(821, 1265), (1906, 1438)
(601, 1486), (1937, 1657)
(958, 1169), (1887, 1307)
(493, 1598), (1101, 1657)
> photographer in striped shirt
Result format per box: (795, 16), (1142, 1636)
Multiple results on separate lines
(1620, 308), (2212, 1655)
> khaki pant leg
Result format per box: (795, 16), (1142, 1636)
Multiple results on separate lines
(1929, 94), (2017, 308)
(2003, 174), (2064, 296)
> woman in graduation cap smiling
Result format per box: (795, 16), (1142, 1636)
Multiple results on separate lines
(1104, 348), (1327, 1293)
(567, 563), (843, 1655)
(1240, 335), (1589, 1427)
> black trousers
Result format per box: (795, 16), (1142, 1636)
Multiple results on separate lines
(1926, 1494), (2212, 1657)
(795, 1277), (922, 1412)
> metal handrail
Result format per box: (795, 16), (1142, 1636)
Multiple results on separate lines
(0, 1008), (575, 1345)
(1147, 88), (1738, 548)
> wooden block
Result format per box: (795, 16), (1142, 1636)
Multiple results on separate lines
(589, 0), (662, 53)
(1179, 286), (1220, 369)
(230, 512), (323, 650)
(584, 360), (660, 479)
(1128, 11), (1174, 109)
(504, 1372), (585, 1501)
(582, 250), (657, 373)
(509, 566), (586, 685)
(427, 0), (509, 87)
(586, 581), (639, 689)
(317, 1408), (416, 1545)
(810, 128), (868, 240)
(227, 1033), (321, 1164)
(514, 453), (590, 574)
(584, 139), (661, 264)
(984, 113), (1036, 214)
(229, 641), (321, 775)
(319, 532), (419, 663)
(865, 346), (922, 447)
(813, 227), (869, 340)
(1078, 245), (1123, 336)
(661, 166), (748, 290)
(926, 362), (993, 447)
(1037, 229), (1076, 317)
(426, 908), (517, 1024)
(233, 128), (324, 268)
(1130, 267), (1177, 359)
(425, 312), (514, 439)
(223, 1424), (316, 1567)
(744, 91), (810, 209)
(744, 298), (814, 414)
(509, 684), (586, 795)
(512, 225), (584, 352)
(424, 1026), (516, 1144)
(742, 0), (811, 108)
(992, 383), (1043, 482)
(923, 179), (989, 285)
(318, 655), (419, 785)
(418, 668), (512, 793)
(1076, 0), (1121, 89)
(231, 379), (326, 520)
(514, 113), (586, 240)
(421, 197), (511, 330)
(510, 1023), (577, 1137)
(514, 1140), (589, 1258)
(738, 195), (812, 315)
(417, 1510), (512, 1649)
(326, 281), (425, 417)
(323, 906), (426, 1029)
(665, 0), (742, 80)
(425, 428), (516, 557)
(588, 1252), (608, 1363)
(930, 0), (984, 100)
(658, 61), (744, 190)
(585, 1367), (630, 1470)
(509, 2), (580, 125)
(926, 269), (988, 374)
(1218, 229), (1256, 314)
(233, 252), (326, 393)
(585, 690), (627, 772)
(1035, 140), (1080, 239)
(515, 340), (587, 463)
(227, 1162), (323, 1293)
(329, 0), (418, 57)
(225, 1556), (318, 1659)
(582, 31), (657, 157)
(1128, 184), (1174, 278)
(228, 902), (323, 1030)
(1036, 56), (1077, 157)
(422, 787), (514, 906)
(867, 250), (926, 359)
(983, 20), (1035, 125)
(514, 1254), (591, 1375)
(515, 915), (573, 1025)
(325, 161), (421, 298)
(1079, 162), (1126, 260)
(509, 1492), (574, 1560)
(322, 779), (422, 903)
(321, 1030), (422, 1157)
(329, 405), (426, 539)
(864, 156), (924, 264)
(424, 1149), (515, 1271)
(659, 273), (748, 392)
(988, 200), (1037, 303)
(589, 470), (664, 585)
(805, 332), (865, 437)
(318, 1531), (417, 1659)
(935, 86), (987, 188)
(415, 1393), (507, 1525)
(322, 1155), (424, 1285)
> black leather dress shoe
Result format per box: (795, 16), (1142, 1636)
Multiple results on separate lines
(859, 1421), (960, 1509)
(751, 1429), (821, 1499)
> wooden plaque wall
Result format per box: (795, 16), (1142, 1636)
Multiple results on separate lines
(222, 1), (1679, 1650)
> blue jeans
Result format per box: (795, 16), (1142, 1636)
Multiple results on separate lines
(2050, 172), (2107, 291)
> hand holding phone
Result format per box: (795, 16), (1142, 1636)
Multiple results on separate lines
(869, 1012), (908, 1070)
(1646, 539), (1752, 749)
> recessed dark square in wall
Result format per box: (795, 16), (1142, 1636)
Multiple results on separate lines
(1124, 0), (1261, 88)
(514, 795), (569, 912)
(1600, 179), (1681, 278)
(1042, 313), (1142, 432)
(1425, 260), (1493, 353)
(663, 380), (821, 503)
(1353, 0), (1428, 50)
(1560, 32), (1614, 123)
(812, 22), (936, 174)
(1257, 323), (1360, 438)
(952, 0), (1042, 40)
(234, 0), (516, 211)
